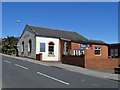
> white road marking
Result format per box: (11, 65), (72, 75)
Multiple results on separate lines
(14, 64), (28, 70)
(3, 60), (11, 63)
(93, 84), (99, 87)
(81, 79), (85, 82)
(37, 72), (70, 85)
(104, 76), (108, 78)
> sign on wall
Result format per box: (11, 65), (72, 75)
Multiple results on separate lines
(81, 44), (92, 50)
(81, 44), (88, 50)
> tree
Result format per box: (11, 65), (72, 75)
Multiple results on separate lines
(2, 36), (19, 55)
(4, 36), (18, 46)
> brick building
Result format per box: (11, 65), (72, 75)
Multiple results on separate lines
(17, 25), (119, 70)
(108, 43), (120, 58)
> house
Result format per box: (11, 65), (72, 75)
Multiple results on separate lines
(17, 25), (119, 70)
(17, 25), (88, 61)
(108, 43), (120, 58)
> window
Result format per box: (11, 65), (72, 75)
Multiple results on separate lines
(110, 49), (114, 56)
(110, 49), (118, 58)
(74, 49), (84, 56)
(81, 50), (84, 55)
(94, 47), (101, 56)
(40, 43), (45, 52)
(21, 41), (24, 53)
(74, 50), (77, 56)
(115, 49), (118, 56)
(48, 42), (54, 55)
(64, 42), (69, 55)
(28, 39), (32, 53)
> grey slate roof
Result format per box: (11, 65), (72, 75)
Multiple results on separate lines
(27, 25), (89, 43)
(88, 39), (107, 45)
(26, 25), (107, 45)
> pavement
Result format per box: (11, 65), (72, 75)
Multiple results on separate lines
(1, 53), (119, 81)
(2, 54), (119, 88)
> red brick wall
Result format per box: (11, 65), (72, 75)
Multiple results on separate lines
(60, 40), (71, 61)
(71, 42), (81, 55)
(62, 55), (85, 67)
(36, 53), (42, 61)
(84, 45), (120, 70)
(85, 45), (108, 60)
(85, 58), (120, 70)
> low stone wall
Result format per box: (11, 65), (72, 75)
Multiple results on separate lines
(85, 58), (120, 70)
(61, 55), (85, 67)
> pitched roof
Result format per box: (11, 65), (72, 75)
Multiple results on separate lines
(27, 25), (89, 43)
(88, 39), (107, 45)
(109, 43), (120, 45)
(25, 25), (107, 45)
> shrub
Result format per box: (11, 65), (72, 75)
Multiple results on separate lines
(2, 45), (16, 55)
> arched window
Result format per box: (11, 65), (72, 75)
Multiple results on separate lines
(28, 39), (32, 53)
(21, 41), (24, 53)
(48, 42), (54, 55)
(64, 42), (68, 55)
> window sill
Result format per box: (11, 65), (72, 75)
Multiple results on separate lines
(95, 55), (101, 56)
(48, 54), (55, 57)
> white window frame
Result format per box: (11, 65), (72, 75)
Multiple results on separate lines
(40, 43), (45, 52)
(74, 50), (76, 56)
(64, 42), (68, 55)
(94, 47), (101, 56)
(73, 49), (82, 56)
(48, 42), (54, 56)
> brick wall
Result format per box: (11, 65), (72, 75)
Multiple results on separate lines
(85, 45), (108, 60)
(60, 40), (71, 61)
(85, 58), (120, 70)
(71, 42), (81, 55)
(62, 55), (85, 67)
(36, 53), (42, 61)
(84, 44), (120, 70)
(108, 44), (120, 58)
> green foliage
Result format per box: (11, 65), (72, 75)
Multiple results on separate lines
(2, 36), (18, 55)
(0, 45), (2, 53)
(4, 36), (18, 46)
(2, 45), (16, 55)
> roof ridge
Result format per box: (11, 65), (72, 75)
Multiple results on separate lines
(26, 24), (89, 43)
(27, 24), (76, 33)
(89, 39), (104, 41)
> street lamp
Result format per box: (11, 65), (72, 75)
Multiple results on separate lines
(16, 20), (21, 23)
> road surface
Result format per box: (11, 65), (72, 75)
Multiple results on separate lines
(2, 55), (119, 88)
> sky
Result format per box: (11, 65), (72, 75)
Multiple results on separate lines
(2, 2), (118, 44)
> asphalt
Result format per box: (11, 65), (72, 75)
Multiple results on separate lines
(2, 54), (119, 88)
(1, 53), (119, 81)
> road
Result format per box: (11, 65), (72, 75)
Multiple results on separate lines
(2, 55), (119, 88)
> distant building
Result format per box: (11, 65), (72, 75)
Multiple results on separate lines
(108, 43), (120, 58)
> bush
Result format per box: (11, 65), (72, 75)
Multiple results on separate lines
(2, 45), (16, 55)
(0, 45), (2, 53)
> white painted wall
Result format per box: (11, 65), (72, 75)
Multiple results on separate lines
(36, 36), (60, 61)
